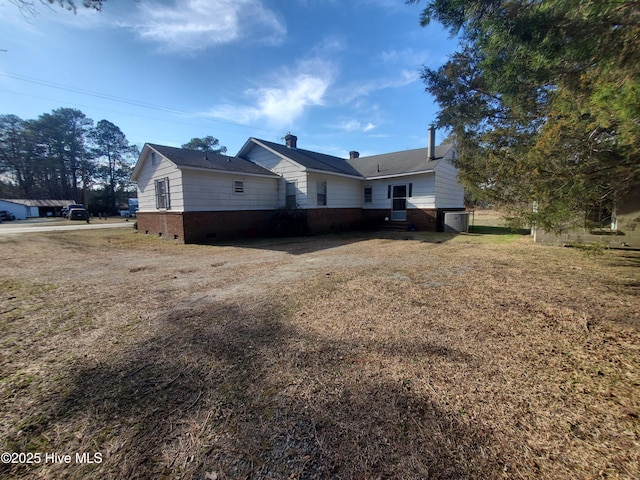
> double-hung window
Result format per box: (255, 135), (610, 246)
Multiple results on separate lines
(154, 177), (170, 209)
(317, 181), (327, 206)
(364, 186), (372, 204)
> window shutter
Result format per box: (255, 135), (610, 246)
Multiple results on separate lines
(387, 185), (391, 199)
(154, 179), (160, 209)
(409, 183), (413, 197)
(165, 177), (170, 210)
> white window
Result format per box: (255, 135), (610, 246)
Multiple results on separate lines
(154, 177), (170, 209)
(233, 180), (244, 194)
(317, 181), (327, 206)
(364, 186), (372, 203)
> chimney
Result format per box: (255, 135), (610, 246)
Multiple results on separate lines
(427, 124), (436, 161)
(285, 133), (297, 149)
(349, 151), (360, 159)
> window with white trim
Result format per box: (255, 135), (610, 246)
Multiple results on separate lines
(154, 177), (170, 209)
(317, 181), (327, 206)
(364, 186), (372, 203)
(233, 179), (244, 194)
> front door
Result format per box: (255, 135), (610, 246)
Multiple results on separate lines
(391, 184), (407, 221)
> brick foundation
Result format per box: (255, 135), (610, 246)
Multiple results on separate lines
(362, 208), (442, 232)
(137, 207), (464, 243)
(136, 211), (185, 241)
(182, 210), (275, 243)
(305, 208), (365, 234)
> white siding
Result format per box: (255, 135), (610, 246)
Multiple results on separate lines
(362, 181), (390, 209)
(245, 145), (307, 207)
(182, 170), (279, 211)
(363, 174), (436, 210)
(135, 150), (183, 212)
(307, 173), (361, 208)
(434, 159), (464, 208)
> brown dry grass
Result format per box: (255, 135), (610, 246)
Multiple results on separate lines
(0, 226), (638, 479)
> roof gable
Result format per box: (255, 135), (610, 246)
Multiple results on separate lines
(131, 143), (278, 181)
(241, 138), (364, 178)
(347, 144), (454, 179)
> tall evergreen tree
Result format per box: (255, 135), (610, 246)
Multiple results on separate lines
(31, 108), (93, 201)
(411, 0), (640, 231)
(181, 136), (227, 154)
(89, 119), (137, 214)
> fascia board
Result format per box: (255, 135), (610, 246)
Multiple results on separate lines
(363, 169), (435, 181)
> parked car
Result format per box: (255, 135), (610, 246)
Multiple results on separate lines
(68, 207), (89, 221)
(61, 204), (84, 218)
(0, 211), (16, 221)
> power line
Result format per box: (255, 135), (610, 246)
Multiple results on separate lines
(0, 70), (277, 135)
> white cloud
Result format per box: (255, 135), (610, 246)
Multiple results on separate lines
(380, 48), (429, 67)
(127, 0), (286, 52)
(337, 119), (377, 132)
(204, 59), (335, 128)
(337, 69), (419, 103)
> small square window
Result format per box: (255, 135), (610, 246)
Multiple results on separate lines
(233, 180), (244, 194)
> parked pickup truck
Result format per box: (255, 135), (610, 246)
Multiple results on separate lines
(61, 204), (84, 218)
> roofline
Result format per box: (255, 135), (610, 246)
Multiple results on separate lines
(179, 164), (278, 178)
(362, 169), (436, 181)
(249, 138), (365, 179)
(246, 138), (308, 171)
(130, 143), (155, 182)
(305, 167), (364, 180)
(132, 143), (276, 181)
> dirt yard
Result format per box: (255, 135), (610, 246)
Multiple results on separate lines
(0, 226), (638, 479)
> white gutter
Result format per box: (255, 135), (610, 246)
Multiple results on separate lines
(363, 169), (435, 181)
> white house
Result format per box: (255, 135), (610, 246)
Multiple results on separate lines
(131, 131), (465, 243)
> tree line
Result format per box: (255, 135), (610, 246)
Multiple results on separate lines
(0, 107), (229, 215)
(413, 0), (640, 232)
(0, 108), (138, 215)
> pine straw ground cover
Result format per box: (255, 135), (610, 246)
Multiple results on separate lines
(0, 227), (638, 479)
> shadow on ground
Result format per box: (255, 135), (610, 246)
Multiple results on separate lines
(2, 298), (502, 479)
(469, 225), (530, 236)
(202, 230), (457, 255)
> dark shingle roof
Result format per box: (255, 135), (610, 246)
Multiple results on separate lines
(251, 138), (363, 178)
(148, 143), (277, 176)
(347, 144), (454, 178)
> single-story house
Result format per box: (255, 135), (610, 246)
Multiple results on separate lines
(0, 199), (76, 219)
(131, 130), (465, 243)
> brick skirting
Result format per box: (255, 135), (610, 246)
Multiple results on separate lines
(137, 207), (463, 243)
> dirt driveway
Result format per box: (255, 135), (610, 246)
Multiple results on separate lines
(0, 228), (638, 479)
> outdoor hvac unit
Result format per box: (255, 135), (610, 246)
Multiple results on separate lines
(444, 212), (470, 233)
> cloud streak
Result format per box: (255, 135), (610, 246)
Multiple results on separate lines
(127, 0), (286, 53)
(204, 59), (335, 128)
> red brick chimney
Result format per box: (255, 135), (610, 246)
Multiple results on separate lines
(285, 133), (297, 149)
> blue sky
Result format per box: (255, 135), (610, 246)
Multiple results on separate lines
(0, 0), (458, 158)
